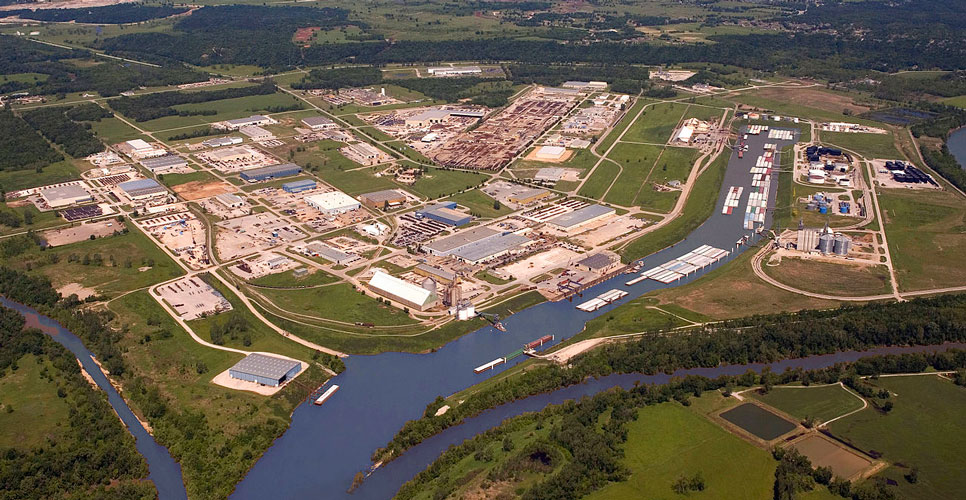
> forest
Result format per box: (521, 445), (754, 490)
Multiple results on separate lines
(0, 306), (154, 500)
(393, 77), (513, 106)
(0, 110), (63, 171)
(396, 350), (963, 500)
(21, 106), (105, 158)
(108, 80), (277, 122)
(506, 63), (652, 94)
(375, 294), (966, 465)
(291, 67), (383, 90)
(6, 4), (187, 23)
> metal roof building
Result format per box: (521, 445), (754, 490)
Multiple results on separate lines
(547, 204), (615, 231)
(118, 178), (167, 200)
(416, 202), (472, 226)
(229, 353), (302, 387)
(40, 184), (92, 208)
(304, 191), (361, 215)
(214, 193), (244, 208)
(140, 155), (188, 173)
(368, 271), (437, 311)
(576, 253), (617, 273)
(239, 163), (302, 182)
(301, 116), (337, 130)
(422, 226), (499, 256)
(449, 232), (531, 265)
(359, 189), (407, 209)
(202, 136), (243, 148)
(282, 179), (316, 193)
(414, 264), (456, 285)
(225, 115), (273, 130)
(305, 242), (359, 266)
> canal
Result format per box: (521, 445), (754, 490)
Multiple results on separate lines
(948, 127), (966, 170)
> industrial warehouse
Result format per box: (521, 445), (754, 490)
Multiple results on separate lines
(118, 178), (167, 201)
(367, 271), (438, 311)
(240, 163), (302, 182)
(228, 353), (302, 387)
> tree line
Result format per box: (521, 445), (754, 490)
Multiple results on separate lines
(108, 80), (277, 122)
(6, 4), (188, 23)
(375, 294), (966, 466)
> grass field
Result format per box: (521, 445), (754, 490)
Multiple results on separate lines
(0, 203), (64, 237)
(136, 93), (304, 132)
(618, 148), (725, 262)
(0, 160), (79, 191)
(8, 222), (183, 296)
(762, 257), (893, 297)
(577, 161), (620, 200)
(250, 282), (418, 327)
(943, 95), (966, 108)
(446, 189), (509, 218)
(405, 166), (487, 200)
(749, 384), (863, 424)
(828, 375), (966, 500)
(622, 102), (687, 144)
(595, 99), (646, 152)
(0, 354), (70, 449)
(578, 298), (689, 338)
(160, 170), (216, 187)
(646, 245), (844, 319)
(291, 141), (398, 195)
(821, 130), (902, 160)
(602, 143), (663, 206)
(878, 188), (966, 291)
(585, 395), (778, 500)
(89, 116), (146, 144)
(248, 267), (338, 287)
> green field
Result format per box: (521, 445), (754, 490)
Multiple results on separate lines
(250, 282), (418, 326)
(601, 142), (663, 206)
(160, 170), (216, 187)
(248, 267), (338, 287)
(0, 354), (70, 449)
(577, 161), (620, 200)
(135, 93), (304, 132)
(762, 257), (893, 297)
(292, 141), (398, 195)
(6, 222), (183, 296)
(595, 99), (647, 152)
(89, 116), (146, 144)
(878, 188), (966, 291)
(0, 203), (64, 237)
(821, 131), (902, 160)
(446, 189), (509, 218)
(618, 149), (725, 262)
(828, 375), (966, 500)
(622, 102), (687, 144)
(579, 298), (689, 338)
(943, 95), (966, 108)
(584, 395), (778, 500)
(750, 384), (863, 424)
(404, 166), (487, 199)
(0, 160), (79, 191)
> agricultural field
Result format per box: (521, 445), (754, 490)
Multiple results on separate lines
(577, 161), (620, 201)
(828, 375), (966, 500)
(622, 102), (687, 144)
(821, 130), (902, 160)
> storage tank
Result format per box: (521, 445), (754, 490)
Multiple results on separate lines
(421, 278), (437, 294)
(833, 234), (851, 256)
(818, 233), (835, 254)
(819, 205), (828, 214)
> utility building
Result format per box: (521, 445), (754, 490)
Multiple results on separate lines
(304, 191), (361, 215)
(282, 179), (316, 193)
(118, 178), (167, 200)
(301, 116), (338, 130)
(228, 354), (301, 387)
(40, 184), (93, 208)
(359, 189), (407, 210)
(416, 202), (472, 226)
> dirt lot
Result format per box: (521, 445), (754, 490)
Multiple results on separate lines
(790, 434), (874, 480)
(43, 219), (118, 246)
(523, 147), (575, 164)
(753, 87), (871, 115)
(172, 181), (234, 201)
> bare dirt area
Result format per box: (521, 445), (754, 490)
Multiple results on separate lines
(754, 87), (871, 115)
(43, 219), (118, 246)
(58, 283), (98, 301)
(790, 434), (876, 480)
(172, 181), (234, 201)
(523, 147), (575, 163)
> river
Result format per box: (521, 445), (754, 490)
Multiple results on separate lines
(948, 127), (966, 170)
(0, 297), (188, 500)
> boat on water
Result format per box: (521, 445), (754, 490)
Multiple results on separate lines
(314, 384), (340, 405)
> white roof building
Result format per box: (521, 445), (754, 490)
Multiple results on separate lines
(427, 66), (482, 76)
(240, 125), (275, 141)
(40, 184), (92, 208)
(304, 191), (361, 215)
(535, 145), (566, 161)
(675, 125), (694, 143)
(301, 116), (337, 130)
(367, 271), (437, 311)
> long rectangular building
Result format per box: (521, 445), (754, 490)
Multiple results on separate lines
(546, 204), (615, 231)
(140, 155), (188, 173)
(118, 178), (167, 200)
(40, 184), (92, 208)
(422, 226), (499, 256)
(368, 271), (437, 311)
(239, 163), (302, 182)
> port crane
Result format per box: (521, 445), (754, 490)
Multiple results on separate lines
(475, 312), (507, 332)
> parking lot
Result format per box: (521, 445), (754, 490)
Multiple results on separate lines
(215, 213), (306, 260)
(156, 277), (232, 320)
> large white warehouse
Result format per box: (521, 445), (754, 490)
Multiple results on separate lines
(304, 191), (361, 215)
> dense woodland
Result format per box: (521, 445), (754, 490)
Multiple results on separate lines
(291, 67), (383, 90)
(376, 294), (966, 465)
(21, 106), (105, 158)
(392, 77), (513, 107)
(108, 80), (277, 122)
(0, 110), (63, 171)
(0, 306), (154, 500)
(396, 350), (965, 500)
(6, 4), (188, 23)
(0, 37), (206, 97)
